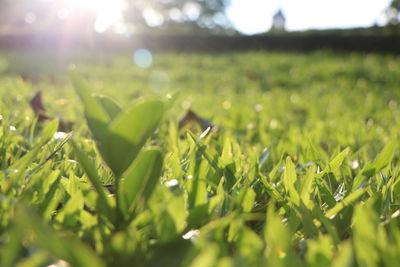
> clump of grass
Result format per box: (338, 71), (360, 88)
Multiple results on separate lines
(0, 51), (399, 266)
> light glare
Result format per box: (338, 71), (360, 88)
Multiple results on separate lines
(67, 0), (127, 33)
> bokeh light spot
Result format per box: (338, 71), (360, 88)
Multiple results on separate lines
(143, 8), (165, 27)
(24, 12), (37, 24)
(183, 2), (201, 21)
(133, 49), (153, 68)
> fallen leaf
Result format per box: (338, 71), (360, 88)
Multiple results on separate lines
(30, 91), (74, 132)
(30, 91), (50, 121)
(178, 109), (218, 133)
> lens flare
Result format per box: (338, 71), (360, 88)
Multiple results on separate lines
(67, 0), (126, 32)
(133, 49), (153, 68)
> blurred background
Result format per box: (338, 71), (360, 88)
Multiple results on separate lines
(0, 0), (399, 35)
(0, 0), (399, 41)
(0, 0), (399, 79)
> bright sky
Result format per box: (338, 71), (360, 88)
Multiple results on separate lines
(227, 0), (392, 34)
(38, 0), (392, 35)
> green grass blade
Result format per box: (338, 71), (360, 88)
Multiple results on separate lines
(40, 119), (59, 145)
(283, 156), (300, 205)
(119, 149), (163, 218)
(300, 164), (317, 208)
(317, 147), (350, 178)
(106, 100), (164, 176)
(95, 95), (122, 120)
(14, 206), (105, 267)
(71, 141), (113, 222)
(352, 203), (380, 267)
(0, 227), (22, 267)
(8, 146), (41, 187)
(325, 187), (368, 219)
(264, 205), (299, 266)
(70, 73), (110, 143)
(352, 139), (397, 191)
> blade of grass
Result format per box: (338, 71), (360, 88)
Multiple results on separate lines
(352, 139), (397, 191)
(14, 206), (105, 267)
(71, 141), (114, 223)
(70, 73), (110, 143)
(105, 101), (164, 176)
(325, 187), (369, 219)
(119, 149), (163, 219)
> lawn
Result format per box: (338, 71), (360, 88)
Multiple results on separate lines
(0, 50), (399, 266)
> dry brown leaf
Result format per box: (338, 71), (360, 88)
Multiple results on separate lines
(30, 91), (74, 132)
(178, 109), (218, 133)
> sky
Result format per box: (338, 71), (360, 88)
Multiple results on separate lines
(35, 0), (393, 35)
(227, 0), (392, 34)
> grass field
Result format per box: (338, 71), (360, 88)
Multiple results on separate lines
(0, 50), (399, 266)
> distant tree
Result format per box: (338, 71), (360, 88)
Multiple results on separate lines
(386, 0), (400, 25)
(123, 0), (232, 33)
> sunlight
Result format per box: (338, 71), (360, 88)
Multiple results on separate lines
(67, 0), (127, 32)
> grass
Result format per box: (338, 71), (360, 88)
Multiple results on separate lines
(0, 50), (399, 266)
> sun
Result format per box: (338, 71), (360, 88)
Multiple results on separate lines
(67, 0), (127, 32)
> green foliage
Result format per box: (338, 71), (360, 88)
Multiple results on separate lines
(0, 51), (399, 266)
(71, 74), (164, 176)
(387, 0), (400, 25)
(119, 149), (163, 217)
(71, 74), (165, 232)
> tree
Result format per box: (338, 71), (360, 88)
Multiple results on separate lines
(123, 0), (232, 33)
(386, 0), (400, 25)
